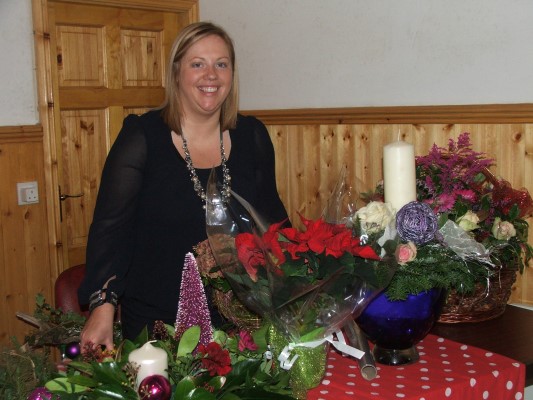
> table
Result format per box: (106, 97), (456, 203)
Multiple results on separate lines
(307, 334), (525, 399)
(431, 304), (533, 386)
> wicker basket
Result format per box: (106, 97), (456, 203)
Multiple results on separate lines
(438, 264), (518, 323)
(212, 289), (263, 331)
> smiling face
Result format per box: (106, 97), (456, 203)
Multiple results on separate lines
(177, 34), (233, 122)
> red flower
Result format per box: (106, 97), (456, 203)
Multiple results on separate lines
(323, 229), (353, 257)
(351, 242), (380, 260)
(198, 342), (232, 376)
(237, 330), (258, 352)
(235, 233), (265, 282)
(263, 222), (289, 264)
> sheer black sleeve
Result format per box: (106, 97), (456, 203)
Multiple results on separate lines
(78, 115), (147, 304)
(250, 117), (290, 226)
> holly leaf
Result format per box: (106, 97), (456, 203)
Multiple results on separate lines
(177, 326), (201, 357)
(91, 361), (129, 385)
(66, 360), (94, 375)
(182, 387), (217, 400)
(45, 377), (87, 393)
(173, 376), (196, 399)
(66, 374), (98, 388)
(93, 383), (138, 399)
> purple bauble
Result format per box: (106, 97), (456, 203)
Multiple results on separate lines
(396, 201), (438, 245)
(64, 342), (81, 359)
(27, 387), (53, 400)
(138, 375), (172, 400)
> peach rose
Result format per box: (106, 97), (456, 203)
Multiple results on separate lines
(395, 241), (417, 265)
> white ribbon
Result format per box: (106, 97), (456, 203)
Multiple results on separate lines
(277, 330), (366, 370)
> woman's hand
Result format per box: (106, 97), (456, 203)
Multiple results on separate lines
(80, 303), (116, 351)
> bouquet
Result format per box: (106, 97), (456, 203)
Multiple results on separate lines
(353, 132), (533, 308)
(204, 171), (397, 397)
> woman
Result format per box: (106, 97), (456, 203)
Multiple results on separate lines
(79, 22), (289, 350)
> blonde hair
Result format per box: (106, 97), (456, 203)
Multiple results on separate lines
(159, 22), (239, 134)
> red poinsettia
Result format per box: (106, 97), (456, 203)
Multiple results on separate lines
(198, 342), (232, 376)
(235, 215), (380, 281)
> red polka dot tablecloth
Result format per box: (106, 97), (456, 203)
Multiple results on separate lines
(307, 334), (525, 400)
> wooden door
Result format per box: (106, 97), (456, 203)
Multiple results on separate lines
(43, 0), (197, 270)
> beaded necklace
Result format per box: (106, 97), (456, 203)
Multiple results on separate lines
(181, 130), (231, 207)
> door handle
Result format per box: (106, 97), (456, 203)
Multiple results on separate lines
(59, 192), (84, 201)
(58, 186), (84, 221)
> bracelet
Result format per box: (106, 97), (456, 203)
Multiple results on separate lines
(89, 288), (118, 313)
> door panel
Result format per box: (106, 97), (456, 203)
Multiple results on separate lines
(56, 25), (106, 87)
(60, 109), (108, 266)
(47, 0), (194, 269)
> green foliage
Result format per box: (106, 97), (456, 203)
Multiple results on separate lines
(385, 244), (491, 301)
(13, 296), (295, 400)
(0, 339), (56, 400)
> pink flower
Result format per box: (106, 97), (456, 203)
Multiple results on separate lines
(395, 242), (417, 265)
(455, 189), (476, 202)
(237, 330), (258, 352)
(432, 193), (455, 212)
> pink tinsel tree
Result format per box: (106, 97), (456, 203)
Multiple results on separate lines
(175, 252), (213, 346)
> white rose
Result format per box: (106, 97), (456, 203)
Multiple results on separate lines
(354, 201), (395, 234)
(456, 210), (480, 232)
(491, 217), (516, 241)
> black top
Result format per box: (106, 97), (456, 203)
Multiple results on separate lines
(78, 110), (289, 338)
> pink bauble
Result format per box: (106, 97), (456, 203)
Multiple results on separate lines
(138, 375), (172, 400)
(64, 342), (81, 359)
(27, 387), (54, 400)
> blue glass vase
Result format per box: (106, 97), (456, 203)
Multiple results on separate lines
(356, 288), (445, 365)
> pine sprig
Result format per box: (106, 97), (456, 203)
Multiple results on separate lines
(0, 339), (56, 400)
(385, 244), (489, 301)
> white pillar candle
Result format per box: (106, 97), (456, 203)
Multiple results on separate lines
(128, 341), (168, 387)
(383, 140), (416, 212)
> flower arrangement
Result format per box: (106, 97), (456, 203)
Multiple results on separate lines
(205, 178), (398, 398)
(15, 256), (296, 400)
(354, 132), (533, 303)
(37, 322), (292, 400)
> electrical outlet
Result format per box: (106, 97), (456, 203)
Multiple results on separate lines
(17, 181), (39, 205)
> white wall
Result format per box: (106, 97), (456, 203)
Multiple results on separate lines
(200, 0), (533, 110)
(2, 1), (533, 125)
(0, 0), (38, 126)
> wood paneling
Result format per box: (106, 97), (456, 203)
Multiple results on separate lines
(0, 125), (51, 345)
(259, 116), (533, 307)
(246, 103), (533, 125)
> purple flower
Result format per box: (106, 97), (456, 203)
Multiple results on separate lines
(396, 201), (438, 245)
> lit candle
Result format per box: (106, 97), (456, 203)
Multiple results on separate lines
(383, 139), (416, 212)
(128, 341), (168, 387)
